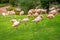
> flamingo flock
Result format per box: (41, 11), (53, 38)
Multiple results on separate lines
(0, 6), (60, 27)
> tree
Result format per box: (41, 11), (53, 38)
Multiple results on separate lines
(40, 0), (60, 13)
(14, 0), (41, 14)
(40, 0), (49, 13)
(0, 0), (9, 3)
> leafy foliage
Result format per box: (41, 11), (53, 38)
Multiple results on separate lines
(14, 0), (41, 13)
(0, 0), (8, 3)
(0, 0), (60, 14)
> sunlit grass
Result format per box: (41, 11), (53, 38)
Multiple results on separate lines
(0, 14), (60, 40)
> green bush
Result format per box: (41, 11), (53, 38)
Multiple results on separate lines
(0, 0), (9, 3)
(14, 0), (41, 14)
(14, 10), (20, 15)
(9, 0), (16, 6)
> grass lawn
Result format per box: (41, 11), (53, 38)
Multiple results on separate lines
(0, 3), (9, 7)
(0, 14), (60, 40)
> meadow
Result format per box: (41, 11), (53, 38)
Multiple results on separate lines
(0, 14), (60, 40)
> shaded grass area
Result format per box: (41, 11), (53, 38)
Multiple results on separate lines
(0, 14), (60, 40)
(0, 3), (9, 7)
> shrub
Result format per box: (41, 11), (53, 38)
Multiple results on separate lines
(14, 0), (41, 14)
(14, 10), (20, 15)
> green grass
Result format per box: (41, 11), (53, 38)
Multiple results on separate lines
(0, 3), (10, 7)
(0, 14), (60, 40)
